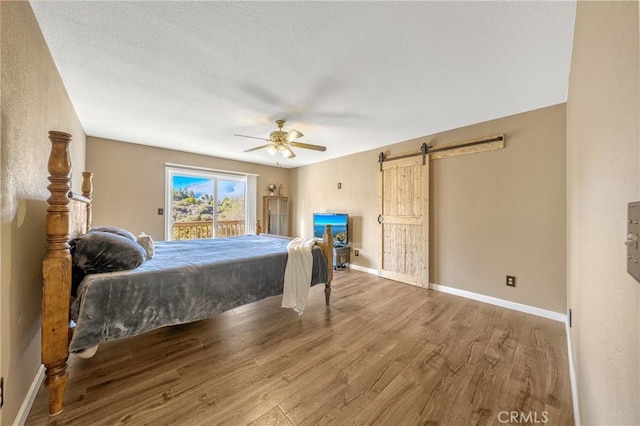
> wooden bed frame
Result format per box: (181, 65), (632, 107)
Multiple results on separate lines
(42, 130), (334, 415)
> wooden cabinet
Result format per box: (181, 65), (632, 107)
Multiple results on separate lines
(263, 196), (288, 236)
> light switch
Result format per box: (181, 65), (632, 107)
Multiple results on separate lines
(627, 202), (640, 283)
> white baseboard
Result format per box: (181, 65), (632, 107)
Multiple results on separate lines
(565, 321), (582, 426)
(429, 283), (567, 323)
(13, 364), (45, 426)
(347, 263), (378, 275)
(345, 266), (566, 323)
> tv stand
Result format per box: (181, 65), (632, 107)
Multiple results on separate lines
(333, 245), (350, 269)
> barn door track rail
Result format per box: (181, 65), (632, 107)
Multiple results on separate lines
(378, 133), (505, 170)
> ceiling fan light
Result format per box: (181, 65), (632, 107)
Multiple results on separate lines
(267, 146), (277, 155)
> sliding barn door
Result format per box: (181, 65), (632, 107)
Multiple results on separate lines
(378, 156), (429, 288)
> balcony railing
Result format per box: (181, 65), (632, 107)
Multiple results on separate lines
(172, 220), (245, 240)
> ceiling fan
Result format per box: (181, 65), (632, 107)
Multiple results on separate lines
(234, 119), (327, 158)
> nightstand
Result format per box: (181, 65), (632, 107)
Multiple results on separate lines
(333, 245), (350, 269)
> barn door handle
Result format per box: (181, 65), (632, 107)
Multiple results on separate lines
(378, 214), (383, 224)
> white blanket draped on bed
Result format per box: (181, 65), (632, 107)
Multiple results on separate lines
(282, 237), (316, 315)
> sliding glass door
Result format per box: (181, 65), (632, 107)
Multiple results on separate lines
(215, 178), (246, 237)
(166, 167), (248, 240)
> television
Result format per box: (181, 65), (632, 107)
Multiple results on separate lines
(313, 213), (349, 246)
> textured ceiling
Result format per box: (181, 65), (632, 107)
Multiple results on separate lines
(31, 1), (576, 169)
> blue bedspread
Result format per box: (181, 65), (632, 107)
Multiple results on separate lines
(69, 235), (329, 352)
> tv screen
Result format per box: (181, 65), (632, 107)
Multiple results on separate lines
(313, 213), (348, 246)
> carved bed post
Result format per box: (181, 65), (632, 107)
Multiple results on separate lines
(42, 131), (73, 415)
(82, 171), (93, 230)
(256, 220), (262, 235)
(323, 224), (333, 304)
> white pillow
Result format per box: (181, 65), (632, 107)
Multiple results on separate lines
(137, 232), (154, 260)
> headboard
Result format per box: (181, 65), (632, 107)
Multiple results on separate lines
(42, 131), (93, 415)
(69, 172), (93, 238)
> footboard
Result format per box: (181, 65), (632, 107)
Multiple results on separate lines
(256, 220), (334, 304)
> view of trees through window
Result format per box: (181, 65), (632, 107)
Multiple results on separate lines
(170, 174), (246, 239)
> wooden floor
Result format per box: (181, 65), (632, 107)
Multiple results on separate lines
(27, 270), (573, 425)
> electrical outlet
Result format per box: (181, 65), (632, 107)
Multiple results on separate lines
(354, 249), (359, 256)
(506, 275), (516, 287)
(157, 208), (164, 215)
(1, 376), (4, 409)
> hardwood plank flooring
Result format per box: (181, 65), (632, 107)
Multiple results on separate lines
(26, 270), (573, 425)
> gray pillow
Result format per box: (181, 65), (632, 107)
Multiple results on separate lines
(89, 226), (136, 242)
(72, 231), (146, 274)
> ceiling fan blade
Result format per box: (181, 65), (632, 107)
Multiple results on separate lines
(289, 141), (327, 152)
(243, 144), (272, 152)
(282, 146), (296, 158)
(283, 130), (303, 142)
(234, 134), (270, 141)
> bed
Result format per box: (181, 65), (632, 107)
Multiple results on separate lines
(41, 130), (334, 415)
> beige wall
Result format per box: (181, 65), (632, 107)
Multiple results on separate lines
(292, 104), (567, 313)
(86, 137), (291, 241)
(0, 2), (86, 424)
(567, 1), (640, 424)
(290, 150), (380, 270)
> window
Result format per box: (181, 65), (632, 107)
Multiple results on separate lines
(165, 165), (257, 241)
